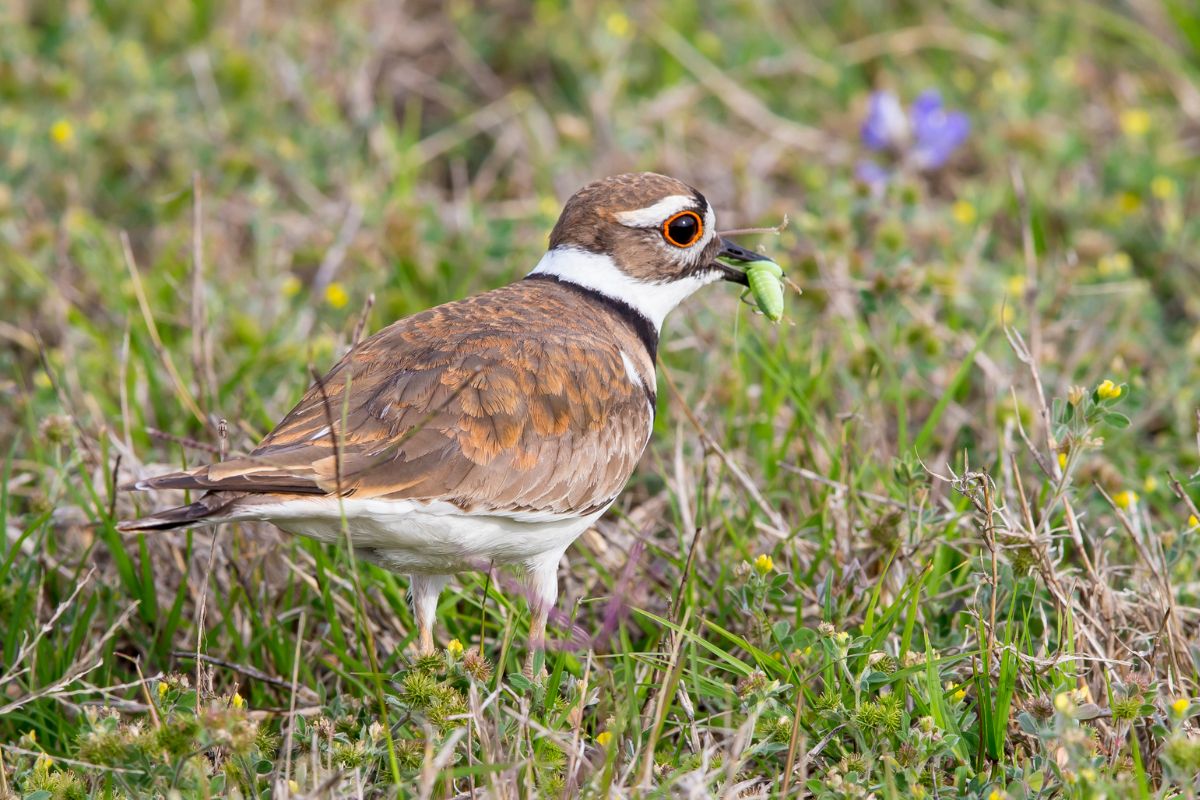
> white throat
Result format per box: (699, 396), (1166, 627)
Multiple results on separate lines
(527, 247), (719, 331)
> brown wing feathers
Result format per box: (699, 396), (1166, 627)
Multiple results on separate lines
(133, 468), (324, 494)
(121, 279), (655, 530)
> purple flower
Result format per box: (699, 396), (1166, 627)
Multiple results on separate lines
(909, 90), (970, 168)
(861, 91), (909, 152)
(858, 89), (969, 188)
(854, 160), (892, 187)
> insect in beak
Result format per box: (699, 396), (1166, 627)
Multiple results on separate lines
(713, 237), (786, 322)
(713, 237), (772, 285)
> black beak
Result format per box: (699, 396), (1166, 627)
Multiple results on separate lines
(714, 237), (772, 285)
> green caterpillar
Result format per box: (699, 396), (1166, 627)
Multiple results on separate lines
(745, 260), (785, 322)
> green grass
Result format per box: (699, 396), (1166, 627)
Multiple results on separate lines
(3, 0), (1200, 797)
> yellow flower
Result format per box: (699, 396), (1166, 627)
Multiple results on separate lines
(952, 200), (977, 226)
(988, 790), (1004, 800)
(282, 275), (302, 297)
(1080, 767), (1097, 782)
(1005, 274), (1026, 296)
(1119, 108), (1151, 137)
(834, 631), (850, 645)
(231, 692), (245, 709)
(753, 553), (774, 575)
(991, 69), (1027, 96)
(158, 681), (169, 698)
(35, 753), (53, 772)
(324, 282), (349, 309)
(1096, 379), (1122, 400)
(1054, 691), (1073, 713)
(1143, 476), (1158, 493)
(1097, 251), (1132, 276)
(953, 688), (966, 702)
(276, 137), (299, 161)
(1057, 452), (1068, 471)
(1151, 175), (1177, 200)
(447, 638), (464, 657)
(49, 119), (75, 148)
(595, 730), (613, 747)
(1113, 490), (1138, 510)
(605, 11), (631, 38)
(1172, 697), (1191, 715)
(288, 779), (301, 794)
(1115, 192), (1142, 216)
(1188, 514), (1198, 529)
(695, 30), (721, 58)
(63, 206), (88, 236)
(1052, 56), (1076, 83)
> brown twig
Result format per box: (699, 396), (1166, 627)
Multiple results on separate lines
(146, 427), (223, 456)
(0, 743), (143, 775)
(637, 606), (690, 789)
(563, 650), (594, 796)
(670, 524), (704, 624)
(280, 610), (307, 791)
(1167, 472), (1200, 522)
(717, 215), (789, 238)
(190, 172), (213, 414)
(781, 677), (807, 797)
(778, 462), (909, 509)
(1096, 484), (1186, 685)
(195, 526), (224, 713)
(170, 650), (308, 692)
(351, 292), (376, 347)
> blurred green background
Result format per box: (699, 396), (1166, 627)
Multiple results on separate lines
(3, 0), (1200, 796)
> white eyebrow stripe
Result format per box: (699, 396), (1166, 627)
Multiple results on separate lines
(614, 195), (697, 228)
(703, 205), (716, 244)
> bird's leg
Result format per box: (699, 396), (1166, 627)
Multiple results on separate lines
(523, 551), (565, 679)
(526, 604), (549, 678)
(409, 574), (449, 657)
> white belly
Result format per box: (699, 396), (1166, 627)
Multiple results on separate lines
(233, 497), (602, 574)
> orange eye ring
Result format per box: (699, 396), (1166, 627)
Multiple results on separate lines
(662, 210), (704, 247)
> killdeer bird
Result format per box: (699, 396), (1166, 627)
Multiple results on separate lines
(122, 172), (775, 666)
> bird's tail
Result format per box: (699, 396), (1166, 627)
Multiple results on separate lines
(118, 471), (241, 532)
(118, 494), (240, 531)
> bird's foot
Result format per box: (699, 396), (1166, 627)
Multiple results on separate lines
(523, 650), (549, 682)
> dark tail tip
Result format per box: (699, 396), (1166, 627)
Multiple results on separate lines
(117, 498), (232, 532)
(117, 516), (192, 532)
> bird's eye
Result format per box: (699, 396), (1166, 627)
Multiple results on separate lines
(662, 210), (703, 247)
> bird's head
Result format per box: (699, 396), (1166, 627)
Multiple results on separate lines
(528, 172), (774, 329)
